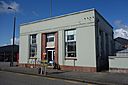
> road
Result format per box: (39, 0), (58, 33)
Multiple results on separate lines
(0, 71), (93, 85)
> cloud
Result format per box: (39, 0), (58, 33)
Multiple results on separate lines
(0, 1), (20, 13)
(114, 28), (128, 39)
(114, 20), (128, 30)
(0, 37), (19, 46)
(10, 37), (19, 45)
(1, 43), (10, 46)
(114, 20), (128, 39)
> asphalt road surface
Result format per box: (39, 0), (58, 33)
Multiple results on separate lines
(0, 71), (93, 85)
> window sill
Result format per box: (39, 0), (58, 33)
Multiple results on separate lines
(65, 57), (77, 60)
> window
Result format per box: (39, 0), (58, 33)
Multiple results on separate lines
(65, 29), (76, 57)
(29, 34), (37, 57)
(67, 35), (74, 40)
(47, 33), (55, 42)
(30, 34), (36, 44)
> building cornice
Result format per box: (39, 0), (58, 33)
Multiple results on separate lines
(20, 8), (95, 26)
(20, 22), (95, 36)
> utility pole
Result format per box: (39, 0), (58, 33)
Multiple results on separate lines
(8, 7), (16, 67)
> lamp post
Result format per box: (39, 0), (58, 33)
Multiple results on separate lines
(8, 7), (16, 67)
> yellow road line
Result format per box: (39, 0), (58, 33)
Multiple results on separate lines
(47, 77), (56, 80)
(64, 80), (80, 84)
(15, 73), (39, 78)
(7, 71), (87, 84)
(28, 75), (39, 78)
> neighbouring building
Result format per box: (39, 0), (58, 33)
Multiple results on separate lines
(109, 37), (128, 73)
(0, 45), (19, 62)
(109, 48), (128, 73)
(114, 37), (128, 52)
(19, 9), (114, 72)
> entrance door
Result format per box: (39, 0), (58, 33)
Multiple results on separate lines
(47, 50), (55, 66)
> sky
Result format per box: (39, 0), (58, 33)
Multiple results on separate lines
(0, 0), (128, 46)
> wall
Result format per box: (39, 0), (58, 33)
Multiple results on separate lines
(58, 25), (96, 67)
(19, 35), (29, 63)
(19, 9), (113, 72)
(19, 33), (41, 64)
(95, 10), (113, 71)
(58, 30), (65, 65)
(109, 57), (128, 68)
(20, 9), (96, 66)
(20, 9), (95, 35)
(95, 11), (113, 57)
(109, 48), (128, 73)
(36, 33), (41, 63)
(76, 25), (96, 67)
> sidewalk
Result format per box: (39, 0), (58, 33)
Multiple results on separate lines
(0, 63), (128, 85)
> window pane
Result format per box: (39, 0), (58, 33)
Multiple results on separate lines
(67, 35), (74, 40)
(67, 42), (76, 51)
(32, 39), (36, 44)
(29, 34), (37, 57)
(47, 33), (55, 42)
(32, 34), (36, 38)
(65, 29), (76, 57)
(30, 44), (37, 57)
(47, 33), (54, 37)
(48, 37), (54, 42)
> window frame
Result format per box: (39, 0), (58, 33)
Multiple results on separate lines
(65, 29), (76, 58)
(47, 33), (55, 42)
(29, 34), (37, 58)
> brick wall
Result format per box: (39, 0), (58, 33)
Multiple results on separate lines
(60, 65), (96, 72)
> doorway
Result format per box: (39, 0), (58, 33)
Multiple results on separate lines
(47, 50), (55, 66)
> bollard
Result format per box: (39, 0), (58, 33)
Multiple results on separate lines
(40, 67), (43, 75)
(43, 66), (47, 76)
(38, 67), (43, 75)
(41, 60), (48, 75)
(38, 67), (41, 74)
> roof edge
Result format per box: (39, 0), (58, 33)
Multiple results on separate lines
(94, 9), (113, 29)
(20, 8), (95, 26)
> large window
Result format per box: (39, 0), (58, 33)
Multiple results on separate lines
(65, 29), (76, 57)
(47, 33), (55, 42)
(29, 34), (37, 57)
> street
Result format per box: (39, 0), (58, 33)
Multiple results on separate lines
(0, 71), (92, 85)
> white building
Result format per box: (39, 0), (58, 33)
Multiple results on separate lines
(109, 48), (128, 73)
(19, 9), (114, 72)
(109, 37), (128, 73)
